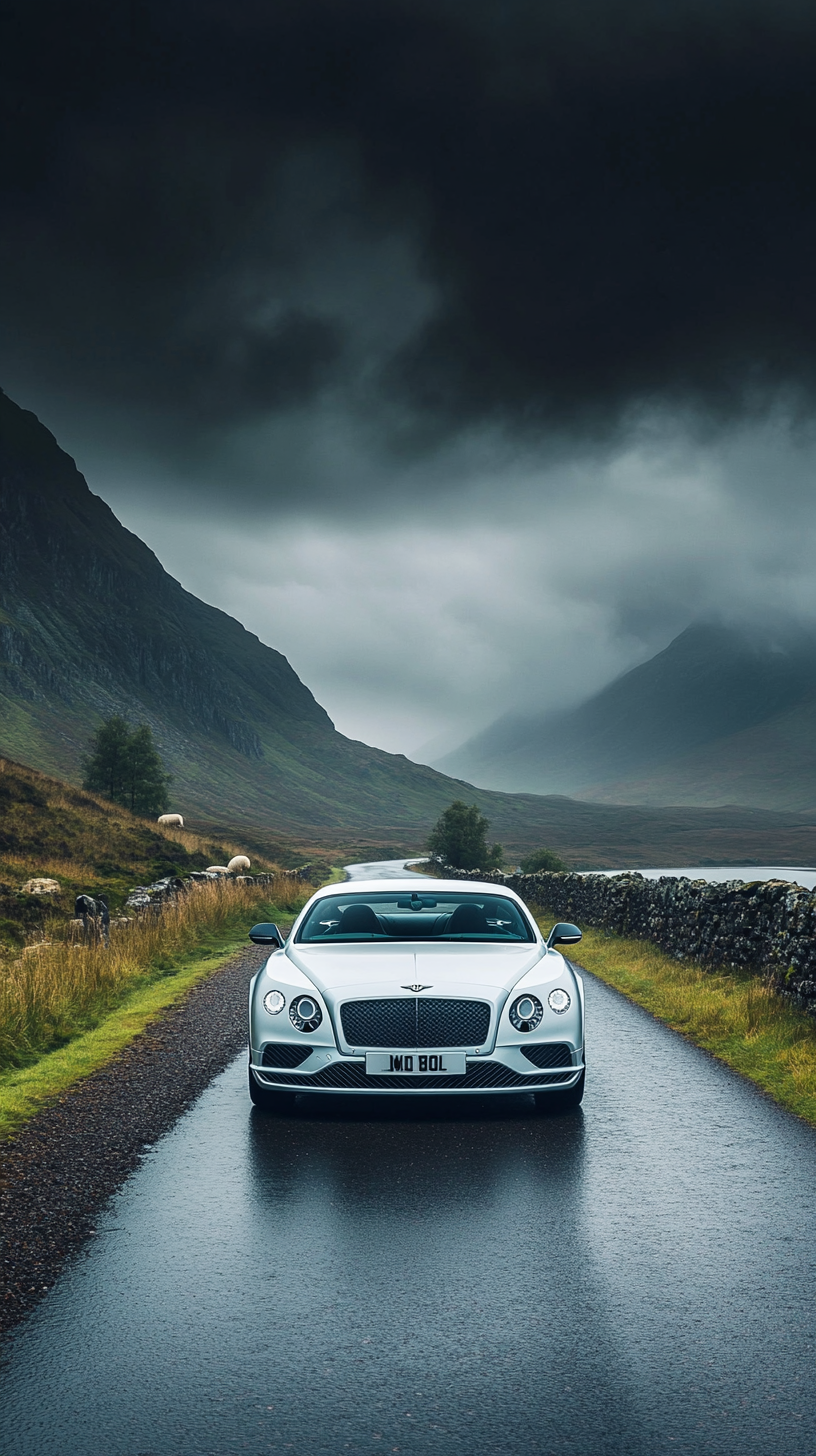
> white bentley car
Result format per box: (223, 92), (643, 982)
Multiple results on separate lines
(247, 879), (585, 1110)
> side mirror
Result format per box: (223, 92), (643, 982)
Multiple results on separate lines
(547, 922), (582, 948)
(249, 922), (285, 948)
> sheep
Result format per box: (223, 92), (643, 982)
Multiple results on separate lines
(227, 854), (251, 874)
(205, 865), (230, 875)
(74, 893), (110, 946)
(158, 813), (184, 828)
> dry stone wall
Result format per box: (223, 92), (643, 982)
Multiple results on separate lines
(441, 866), (816, 1012)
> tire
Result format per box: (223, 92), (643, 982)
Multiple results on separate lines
(248, 1063), (297, 1112)
(535, 1068), (585, 1112)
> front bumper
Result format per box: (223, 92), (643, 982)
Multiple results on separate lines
(250, 1045), (584, 1095)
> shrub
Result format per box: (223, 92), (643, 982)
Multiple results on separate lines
(519, 847), (568, 874)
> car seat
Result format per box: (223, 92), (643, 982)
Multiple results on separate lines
(444, 903), (490, 934)
(338, 903), (383, 934)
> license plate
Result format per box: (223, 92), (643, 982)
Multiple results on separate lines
(365, 1051), (467, 1076)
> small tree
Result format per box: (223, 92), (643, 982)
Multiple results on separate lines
(83, 717), (170, 816)
(82, 716), (132, 804)
(427, 800), (504, 871)
(124, 723), (171, 815)
(519, 847), (568, 874)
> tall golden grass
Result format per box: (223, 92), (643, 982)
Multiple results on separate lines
(142, 818), (275, 866)
(2, 853), (98, 883)
(0, 874), (310, 1070)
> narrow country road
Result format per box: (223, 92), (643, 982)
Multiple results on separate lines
(344, 857), (428, 879)
(2, 862), (815, 1454)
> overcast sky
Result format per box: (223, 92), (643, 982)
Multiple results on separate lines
(4, 0), (816, 755)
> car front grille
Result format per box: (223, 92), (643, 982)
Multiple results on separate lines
(520, 1042), (573, 1069)
(340, 997), (491, 1048)
(261, 1042), (313, 1069)
(257, 1059), (574, 1091)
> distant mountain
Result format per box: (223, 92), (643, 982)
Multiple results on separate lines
(435, 623), (816, 810)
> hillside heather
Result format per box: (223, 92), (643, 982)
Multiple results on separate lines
(0, 755), (278, 950)
(443, 867), (816, 1011)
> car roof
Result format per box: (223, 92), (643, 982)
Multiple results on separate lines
(310, 877), (526, 900)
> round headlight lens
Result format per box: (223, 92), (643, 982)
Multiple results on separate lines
(263, 989), (286, 1015)
(290, 994), (323, 1032)
(548, 988), (571, 1014)
(509, 993), (543, 1031)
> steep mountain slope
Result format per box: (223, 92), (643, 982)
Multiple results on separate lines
(582, 692), (816, 809)
(436, 623), (816, 809)
(0, 387), (593, 845)
(0, 387), (457, 833)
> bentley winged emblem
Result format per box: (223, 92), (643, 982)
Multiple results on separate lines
(402, 984), (432, 992)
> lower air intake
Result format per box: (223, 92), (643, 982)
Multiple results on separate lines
(258, 1060), (574, 1090)
(520, 1043), (573, 1069)
(261, 1043), (313, 1069)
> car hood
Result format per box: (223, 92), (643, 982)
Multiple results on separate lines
(286, 940), (547, 999)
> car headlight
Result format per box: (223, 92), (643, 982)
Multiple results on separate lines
(548, 988), (571, 1014)
(509, 994), (543, 1031)
(290, 994), (323, 1032)
(263, 989), (286, 1015)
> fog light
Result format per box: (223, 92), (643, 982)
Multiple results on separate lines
(548, 988), (571, 1014)
(263, 989), (285, 1015)
(290, 995), (323, 1032)
(509, 994), (543, 1031)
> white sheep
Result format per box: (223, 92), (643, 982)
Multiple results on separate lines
(227, 855), (251, 874)
(158, 813), (184, 828)
(205, 865), (230, 875)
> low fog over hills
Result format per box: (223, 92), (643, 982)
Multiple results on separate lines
(435, 623), (816, 811)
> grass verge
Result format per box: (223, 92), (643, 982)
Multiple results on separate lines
(0, 876), (307, 1070)
(0, 932), (246, 1141)
(0, 878), (311, 1139)
(542, 915), (816, 1125)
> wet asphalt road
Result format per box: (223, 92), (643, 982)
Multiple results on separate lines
(2, 869), (816, 1454)
(344, 858), (427, 880)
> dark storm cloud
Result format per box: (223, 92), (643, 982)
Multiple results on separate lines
(4, 0), (816, 466)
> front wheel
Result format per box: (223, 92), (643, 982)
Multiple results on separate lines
(535, 1068), (585, 1112)
(248, 1063), (297, 1112)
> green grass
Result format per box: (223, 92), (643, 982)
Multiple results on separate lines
(540, 914), (816, 1124)
(0, 904), (300, 1140)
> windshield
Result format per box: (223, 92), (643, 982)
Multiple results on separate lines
(296, 891), (535, 943)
